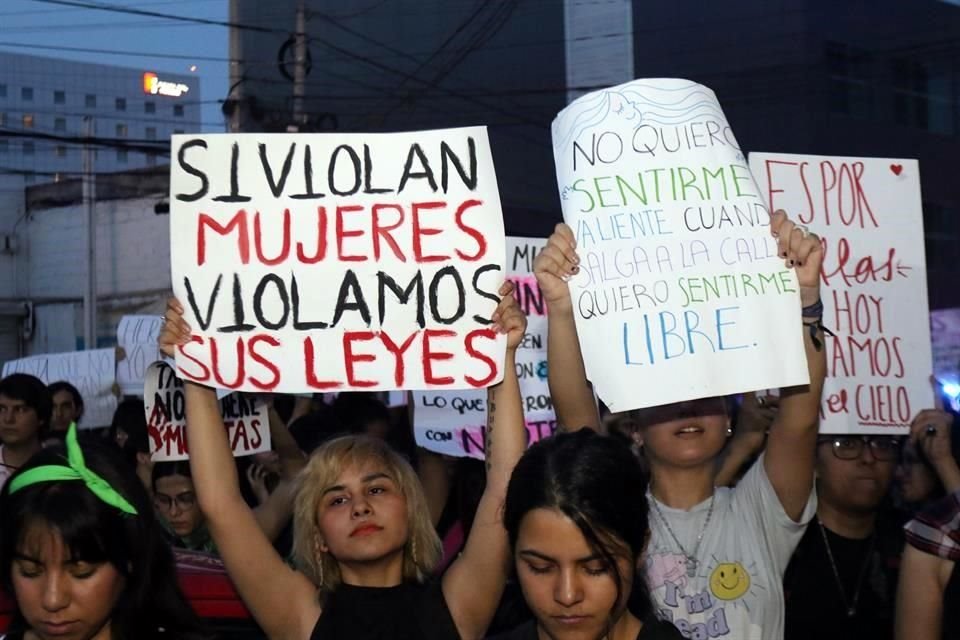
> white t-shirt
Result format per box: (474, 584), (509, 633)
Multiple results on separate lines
(644, 454), (816, 640)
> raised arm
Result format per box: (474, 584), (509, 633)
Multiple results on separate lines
(763, 211), (828, 521)
(715, 392), (776, 487)
(161, 300), (320, 640)
(535, 223), (601, 432)
(895, 544), (951, 640)
(268, 402), (308, 479)
(910, 407), (960, 494)
(442, 282), (528, 639)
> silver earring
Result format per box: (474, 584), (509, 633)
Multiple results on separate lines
(726, 427), (733, 437)
(411, 537), (419, 567)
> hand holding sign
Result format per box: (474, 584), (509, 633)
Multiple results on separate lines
(492, 281), (528, 352)
(159, 298), (191, 360)
(769, 210), (823, 306)
(533, 223), (580, 310)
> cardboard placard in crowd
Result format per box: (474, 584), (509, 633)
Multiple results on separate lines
(1, 349), (118, 429)
(551, 78), (809, 413)
(143, 361), (270, 461)
(116, 315), (165, 396)
(749, 152), (931, 434)
(413, 237), (557, 458)
(168, 128), (507, 393)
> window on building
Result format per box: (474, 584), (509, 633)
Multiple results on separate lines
(117, 149), (128, 162)
(23, 141), (34, 155)
(147, 152), (157, 167)
(21, 87), (33, 101)
(174, 128), (185, 134)
(145, 101), (156, 114)
(0, 84), (7, 98)
(115, 97), (126, 112)
(146, 126), (157, 140)
(85, 94), (97, 108)
(24, 174), (35, 184)
(54, 117), (66, 132)
(0, 112), (6, 126)
(22, 114), (34, 129)
(54, 90), (65, 104)
(116, 123), (128, 137)
(0, 140), (8, 154)
(892, 58), (954, 135)
(826, 42), (875, 119)
(174, 104), (185, 117)
(55, 145), (67, 158)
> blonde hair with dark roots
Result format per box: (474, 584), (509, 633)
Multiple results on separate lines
(292, 435), (442, 595)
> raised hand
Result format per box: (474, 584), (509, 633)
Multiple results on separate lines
(770, 210), (823, 306)
(159, 298), (191, 359)
(491, 281), (527, 351)
(533, 222), (579, 309)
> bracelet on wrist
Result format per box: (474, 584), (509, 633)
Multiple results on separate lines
(801, 298), (824, 318)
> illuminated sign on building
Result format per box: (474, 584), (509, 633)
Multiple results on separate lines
(142, 72), (190, 98)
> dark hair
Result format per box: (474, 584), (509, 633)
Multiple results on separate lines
(504, 429), (654, 624)
(0, 436), (207, 639)
(0, 374), (52, 436)
(332, 392), (391, 435)
(151, 460), (193, 491)
(47, 380), (85, 423)
(110, 398), (150, 455)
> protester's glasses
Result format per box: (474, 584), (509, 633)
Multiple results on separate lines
(154, 491), (196, 511)
(824, 436), (901, 461)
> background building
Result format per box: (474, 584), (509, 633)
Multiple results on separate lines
(0, 50), (201, 186)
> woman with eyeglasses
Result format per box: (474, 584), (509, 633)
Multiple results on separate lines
(152, 460), (294, 556)
(784, 434), (904, 640)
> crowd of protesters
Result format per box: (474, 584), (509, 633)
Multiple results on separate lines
(0, 212), (956, 640)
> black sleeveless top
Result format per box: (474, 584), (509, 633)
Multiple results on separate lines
(310, 581), (460, 640)
(487, 618), (684, 640)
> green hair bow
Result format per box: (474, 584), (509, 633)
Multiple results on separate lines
(8, 422), (138, 516)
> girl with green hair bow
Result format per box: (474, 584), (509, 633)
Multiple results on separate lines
(0, 424), (209, 640)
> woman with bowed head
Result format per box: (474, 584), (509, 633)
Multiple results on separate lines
(490, 429), (682, 640)
(534, 210), (827, 639)
(0, 425), (207, 640)
(158, 281), (529, 640)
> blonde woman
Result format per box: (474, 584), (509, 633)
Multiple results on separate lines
(159, 283), (527, 640)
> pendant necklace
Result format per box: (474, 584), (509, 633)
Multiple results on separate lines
(817, 518), (875, 618)
(649, 490), (716, 578)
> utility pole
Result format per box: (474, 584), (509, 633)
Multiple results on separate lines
(228, 0), (245, 132)
(82, 116), (97, 350)
(290, 0), (307, 131)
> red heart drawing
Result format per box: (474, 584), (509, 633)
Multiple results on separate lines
(890, 164), (903, 176)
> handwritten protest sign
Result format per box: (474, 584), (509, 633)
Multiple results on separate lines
(1, 349), (117, 428)
(551, 78), (808, 412)
(931, 308), (960, 389)
(749, 153), (931, 433)
(413, 237), (557, 458)
(116, 315), (165, 396)
(143, 361), (270, 461)
(169, 128), (507, 393)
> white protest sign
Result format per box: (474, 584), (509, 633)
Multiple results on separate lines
(116, 315), (165, 396)
(749, 153), (932, 433)
(551, 78), (808, 412)
(413, 237), (557, 458)
(931, 308), (960, 388)
(1, 349), (117, 428)
(169, 128), (507, 393)
(143, 361), (271, 461)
